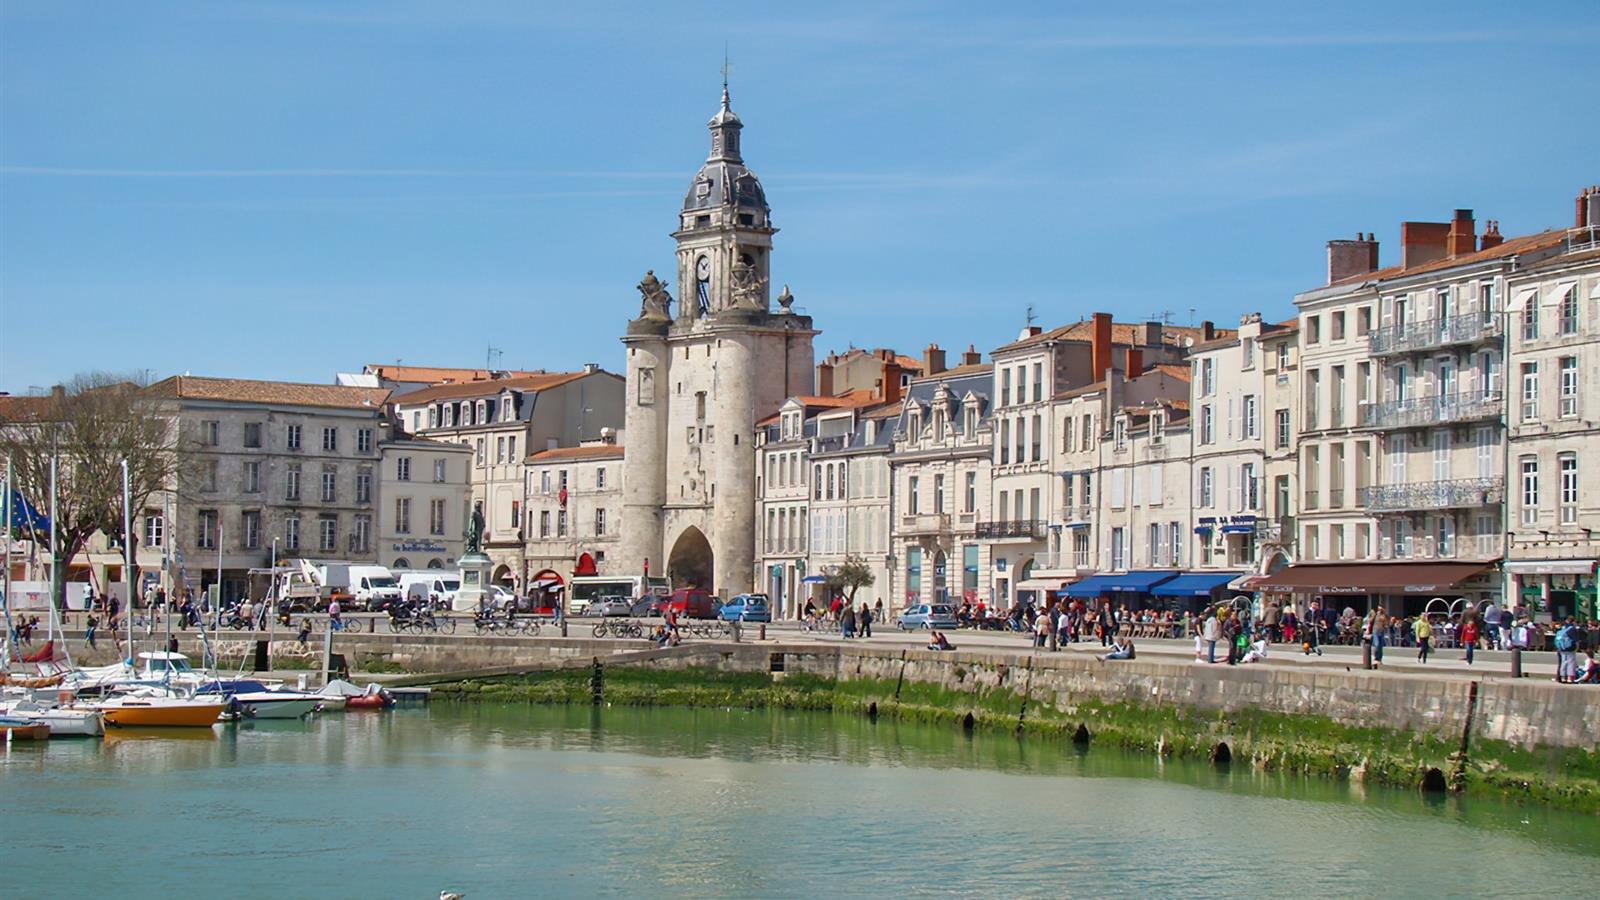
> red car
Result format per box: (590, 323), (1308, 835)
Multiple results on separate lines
(663, 588), (716, 619)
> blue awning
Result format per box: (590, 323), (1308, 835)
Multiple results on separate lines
(1150, 572), (1248, 597)
(1059, 571), (1179, 597)
(800, 575), (826, 584)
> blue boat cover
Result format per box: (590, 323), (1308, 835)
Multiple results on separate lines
(1149, 572), (1243, 597)
(1059, 571), (1180, 597)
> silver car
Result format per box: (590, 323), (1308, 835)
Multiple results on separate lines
(592, 597), (634, 617)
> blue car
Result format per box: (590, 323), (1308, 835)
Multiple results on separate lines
(897, 603), (958, 630)
(719, 594), (772, 623)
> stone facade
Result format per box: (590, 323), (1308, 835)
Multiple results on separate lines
(390, 368), (623, 592)
(377, 435), (471, 572)
(146, 376), (392, 603)
(1502, 198), (1600, 619)
(888, 364), (994, 607)
(618, 86), (816, 597)
(523, 443), (625, 582)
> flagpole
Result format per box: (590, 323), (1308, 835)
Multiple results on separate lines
(214, 522), (223, 673)
(3, 457), (15, 659)
(122, 459), (134, 663)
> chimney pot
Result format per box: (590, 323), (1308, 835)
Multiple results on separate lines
(1447, 209), (1476, 258)
(922, 343), (946, 377)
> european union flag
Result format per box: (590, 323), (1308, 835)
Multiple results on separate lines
(7, 487), (50, 535)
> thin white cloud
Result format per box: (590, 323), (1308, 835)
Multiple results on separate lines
(0, 166), (684, 179)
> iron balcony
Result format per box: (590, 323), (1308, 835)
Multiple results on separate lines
(1368, 310), (1503, 357)
(1358, 389), (1503, 431)
(974, 519), (1047, 540)
(1359, 476), (1505, 513)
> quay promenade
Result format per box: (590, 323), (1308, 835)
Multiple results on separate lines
(32, 610), (1566, 683)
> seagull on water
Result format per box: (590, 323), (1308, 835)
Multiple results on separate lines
(440, 892), (465, 900)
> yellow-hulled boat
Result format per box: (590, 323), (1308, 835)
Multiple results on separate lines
(95, 696), (225, 728)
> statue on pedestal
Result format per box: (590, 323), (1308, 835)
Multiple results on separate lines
(636, 270), (673, 320)
(465, 505), (485, 555)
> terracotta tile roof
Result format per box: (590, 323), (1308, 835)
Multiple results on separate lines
(396, 371), (607, 405)
(366, 364), (545, 384)
(1520, 245), (1600, 271)
(893, 355), (924, 371)
(145, 376), (390, 410)
(865, 400), (904, 418)
(759, 389), (881, 425)
(0, 394), (56, 419)
(525, 444), (625, 463)
(1143, 364), (1192, 383)
(1187, 334), (1240, 352)
(911, 362), (992, 382)
(996, 319), (1231, 352)
(1328, 229), (1567, 287)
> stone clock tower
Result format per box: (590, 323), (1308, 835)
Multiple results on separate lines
(619, 84), (817, 595)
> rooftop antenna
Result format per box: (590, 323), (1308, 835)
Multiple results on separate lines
(1189, 306), (1197, 327)
(486, 345), (503, 371)
(1146, 310), (1175, 325)
(1025, 304), (1037, 327)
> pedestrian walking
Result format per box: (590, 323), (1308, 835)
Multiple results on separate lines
(85, 613), (98, 649)
(1554, 616), (1581, 683)
(1460, 616), (1479, 665)
(858, 602), (872, 638)
(841, 604), (856, 639)
(296, 618), (312, 648)
(1202, 610), (1221, 664)
(1414, 613), (1433, 664)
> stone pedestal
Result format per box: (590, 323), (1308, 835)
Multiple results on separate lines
(455, 552), (492, 612)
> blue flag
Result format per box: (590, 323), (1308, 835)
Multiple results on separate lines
(7, 487), (50, 535)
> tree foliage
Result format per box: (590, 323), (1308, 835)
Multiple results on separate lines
(823, 554), (876, 606)
(0, 373), (179, 605)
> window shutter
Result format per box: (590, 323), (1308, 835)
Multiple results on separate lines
(1226, 396), (1235, 439)
(1149, 463), (1162, 506)
(1193, 469), (1203, 508)
(1132, 469), (1143, 507)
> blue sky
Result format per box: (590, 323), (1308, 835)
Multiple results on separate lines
(2, 1), (1597, 393)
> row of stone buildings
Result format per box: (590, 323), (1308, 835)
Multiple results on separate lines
(748, 190), (1600, 621)
(7, 82), (1596, 626)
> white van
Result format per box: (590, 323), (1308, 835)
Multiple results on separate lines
(348, 565), (403, 610)
(396, 571), (461, 609)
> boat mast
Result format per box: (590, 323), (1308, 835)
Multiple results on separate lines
(122, 459), (134, 665)
(48, 452), (57, 645)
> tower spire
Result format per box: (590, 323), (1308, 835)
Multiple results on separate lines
(720, 47), (731, 111)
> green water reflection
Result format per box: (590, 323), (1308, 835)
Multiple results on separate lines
(3, 703), (1596, 898)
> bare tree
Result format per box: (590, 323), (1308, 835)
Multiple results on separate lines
(822, 554), (876, 609)
(0, 373), (179, 609)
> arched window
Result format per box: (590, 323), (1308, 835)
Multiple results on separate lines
(476, 400), (488, 423)
(392, 557), (411, 569)
(826, 464), (835, 500)
(427, 558), (445, 570)
(813, 466), (822, 499)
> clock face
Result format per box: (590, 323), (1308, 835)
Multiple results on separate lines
(695, 256), (710, 281)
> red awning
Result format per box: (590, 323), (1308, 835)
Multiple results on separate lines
(573, 553), (597, 577)
(1250, 560), (1495, 594)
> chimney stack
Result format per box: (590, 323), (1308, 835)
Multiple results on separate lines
(1326, 232), (1380, 284)
(922, 343), (946, 377)
(1142, 321), (1162, 347)
(961, 344), (982, 366)
(1579, 185), (1600, 229)
(1479, 220), (1504, 251)
(1200, 320), (1216, 341)
(1091, 312), (1113, 383)
(816, 360), (835, 397)
(1125, 347), (1143, 378)
(880, 363), (905, 404)
(1401, 220), (1451, 268)
(1447, 209), (1476, 258)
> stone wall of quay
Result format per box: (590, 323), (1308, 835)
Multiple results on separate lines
(70, 633), (1597, 750)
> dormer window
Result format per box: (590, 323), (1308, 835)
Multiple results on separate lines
(1113, 417), (1129, 451)
(1151, 413), (1166, 445)
(501, 396), (513, 420)
(909, 409), (922, 437)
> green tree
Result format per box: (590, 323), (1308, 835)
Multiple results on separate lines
(0, 373), (179, 609)
(822, 554), (875, 607)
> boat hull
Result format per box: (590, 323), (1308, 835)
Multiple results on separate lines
(233, 697), (320, 719)
(100, 701), (224, 728)
(35, 709), (104, 737)
(1, 720), (52, 740)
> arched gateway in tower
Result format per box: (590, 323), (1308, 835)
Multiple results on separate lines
(618, 84), (817, 596)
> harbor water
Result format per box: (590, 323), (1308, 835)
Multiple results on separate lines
(4, 703), (1598, 898)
